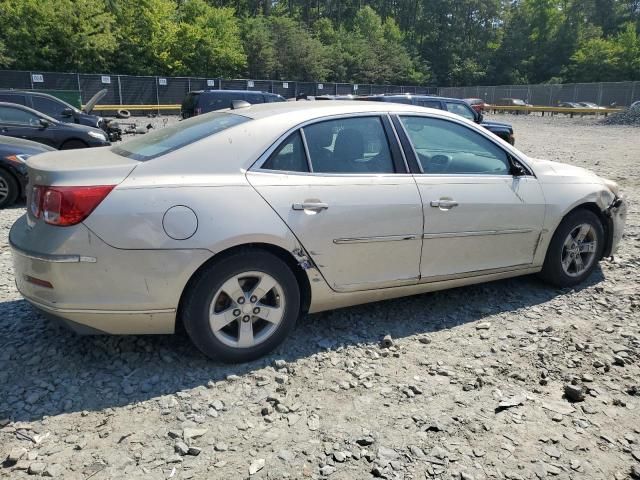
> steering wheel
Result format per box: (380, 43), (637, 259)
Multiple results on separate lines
(419, 153), (452, 173)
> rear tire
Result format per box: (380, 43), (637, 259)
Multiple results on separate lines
(61, 139), (88, 150)
(540, 209), (604, 287)
(0, 169), (18, 208)
(181, 249), (300, 363)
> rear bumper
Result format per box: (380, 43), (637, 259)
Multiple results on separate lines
(23, 294), (175, 335)
(10, 214), (211, 335)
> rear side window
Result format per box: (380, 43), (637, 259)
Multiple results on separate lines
(417, 100), (442, 109)
(112, 112), (249, 161)
(0, 93), (27, 105)
(262, 131), (309, 172)
(200, 92), (235, 112)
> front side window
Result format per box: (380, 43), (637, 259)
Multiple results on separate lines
(302, 116), (395, 174)
(112, 112), (249, 161)
(32, 96), (65, 116)
(445, 102), (476, 121)
(262, 131), (309, 172)
(400, 116), (510, 175)
(0, 106), (41, 126)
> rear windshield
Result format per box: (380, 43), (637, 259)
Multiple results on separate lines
(111, 112), (249, 161)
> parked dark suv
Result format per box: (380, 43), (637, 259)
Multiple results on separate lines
(0, 89), (121, 141)
(357, 94), (515, 145)
(181, 90), (286, 118)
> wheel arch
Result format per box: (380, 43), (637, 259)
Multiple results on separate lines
(0, 164), (23, 200)
(549, 201), (612, 259)
(60, 138), (89, 149)
(176, 242), (312, 330)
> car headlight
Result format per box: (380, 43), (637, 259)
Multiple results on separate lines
(603, 178), (620, 196)
(6, 154), (31, 164)
(87, 130), (107, 141)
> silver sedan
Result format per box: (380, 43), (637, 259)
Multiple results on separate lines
(10, 102), (627, 362)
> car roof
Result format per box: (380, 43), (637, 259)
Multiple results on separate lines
(191, 90), (279, 95)
(228, 99), (458, 121)
(0, 89), (58, 98)
(361, 94), (467, 103)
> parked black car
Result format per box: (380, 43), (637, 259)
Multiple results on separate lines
(0, 89), (121, 142)
(181, 90), (286, 118)
(0, 102), (111, 150)
(0, 135), (55, 208)
(356, 94), (515, 145)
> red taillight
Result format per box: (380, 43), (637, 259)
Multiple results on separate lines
(30, 185), (115, 226)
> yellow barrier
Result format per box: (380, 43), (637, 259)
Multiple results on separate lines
(87, 104), (181, 111)
(488, 105), (623, 115)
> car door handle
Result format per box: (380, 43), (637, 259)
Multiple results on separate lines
(292, 202), (329, 211)
(430, 199), (459, 209)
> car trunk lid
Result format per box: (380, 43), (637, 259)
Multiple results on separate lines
(25, 148), (139, 224)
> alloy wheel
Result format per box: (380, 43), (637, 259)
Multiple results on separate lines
(561, 223), (598, 277)
(209, 271), (285, 349)
(0, 176), (8, 203)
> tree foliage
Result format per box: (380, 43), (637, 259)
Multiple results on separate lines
(0, 0), (638, 85)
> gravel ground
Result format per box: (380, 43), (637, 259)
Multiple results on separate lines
(1, 115), (639, 480)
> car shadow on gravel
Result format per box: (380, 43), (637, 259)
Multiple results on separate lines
(0, 269), (604, 423)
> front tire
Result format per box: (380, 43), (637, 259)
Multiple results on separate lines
(540, 209), (604, 287)
(0, 169), (19, 208)
(181, 249), (300, 363)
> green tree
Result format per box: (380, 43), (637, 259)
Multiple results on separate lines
(0, 39), (11, 68)
(241, 16), (277, 78)
(0, 0), (117, 72)
(174, 0), (246, 77)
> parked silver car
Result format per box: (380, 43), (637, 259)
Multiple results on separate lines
(10, 102), (626, 362)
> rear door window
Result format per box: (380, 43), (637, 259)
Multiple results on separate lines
(0, 106), (41, 125)
(303, 116), (395, 174)
(111, 112), (250, 161)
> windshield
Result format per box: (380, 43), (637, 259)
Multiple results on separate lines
(111, 112), (250, 161)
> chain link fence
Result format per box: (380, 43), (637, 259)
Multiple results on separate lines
(0, 70), (437, 107)
(439, 82), (639, 107)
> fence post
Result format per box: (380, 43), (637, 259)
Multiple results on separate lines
(76, 74), (82, 102)
(117, 76), (123, 105)
(188, 78), (191, 93)
(29, 72), (34, 90)
(155, 76), (160, 114)
(595, 82), (602, 107)
(630, 82), (637, 106)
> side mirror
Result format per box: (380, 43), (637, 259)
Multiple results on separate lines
(477, 112), (484, 123)
(39, 118), (49, 128)
(61, 107), (73, 117)
(510, 160), (527, 176)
